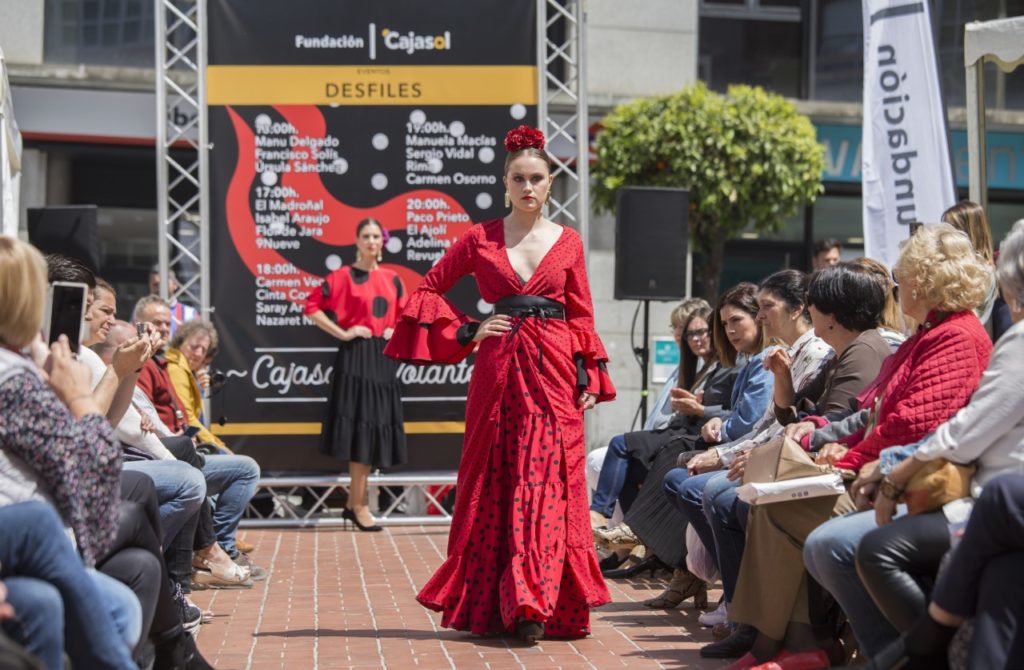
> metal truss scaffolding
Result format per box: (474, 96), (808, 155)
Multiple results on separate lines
(538, 0), (590, 253)
(155, 0), (209, 315)
(155, 0), (588, 527)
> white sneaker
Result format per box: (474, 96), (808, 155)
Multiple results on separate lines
(699, 600), (728, 627)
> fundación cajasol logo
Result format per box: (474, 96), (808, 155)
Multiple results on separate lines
(379, 27), (452, 54)
(293, 23), (453, 60)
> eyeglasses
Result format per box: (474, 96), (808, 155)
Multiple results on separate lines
(685, 328), (710, 340)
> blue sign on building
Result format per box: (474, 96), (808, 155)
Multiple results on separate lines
(817, 123), (1024, 191)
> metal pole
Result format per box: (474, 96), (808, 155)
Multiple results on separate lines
(155, 0), (169, 301)
(575, 0), (590, 261)
(198, 0), (210, 316)
(965, 61), (987, 210)
(640, 299), (650, 426)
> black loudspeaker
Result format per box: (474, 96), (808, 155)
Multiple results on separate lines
(27, 205), (101, 273)
(614, 187), (689, 300)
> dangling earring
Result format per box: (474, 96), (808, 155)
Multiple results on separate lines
(911, 289), (919, 300)
(376, 252), (383, 263)
(545, 191), (552, 204)
(355, 250), (362, 263)
(504, 191), (511, 208)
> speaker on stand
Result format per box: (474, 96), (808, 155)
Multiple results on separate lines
(27, 205), (102, 273)
(614, 187), (690, 425)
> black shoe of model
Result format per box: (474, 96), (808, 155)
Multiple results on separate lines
(516, 619), (544, 646)
(699, 623), (757, 659)
(342, 507), (383, 532)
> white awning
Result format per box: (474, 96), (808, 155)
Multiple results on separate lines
(1, 46), (24, 237)
(963, 16), (1024, 210)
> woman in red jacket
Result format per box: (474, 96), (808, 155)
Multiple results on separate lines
(723, 223), (993, 670)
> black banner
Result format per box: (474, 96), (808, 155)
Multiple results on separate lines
(207, 0), (537, 471)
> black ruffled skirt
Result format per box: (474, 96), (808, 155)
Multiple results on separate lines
(320, 336), (407, 468)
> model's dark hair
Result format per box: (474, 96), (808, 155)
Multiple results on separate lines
(713, 282), (766, 367)
(679, 305), (713, 391)
(504, 147), (555, 174)
(356, 218), (383, 236)
(759, 269), (810, 323)
(807, 263), (885, 332)
(46, 254), (96, 288)
(813, 238), (842, 257)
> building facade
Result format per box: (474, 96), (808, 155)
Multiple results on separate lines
(1, 0), (1021, 448)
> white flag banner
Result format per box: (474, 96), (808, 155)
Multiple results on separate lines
(862, 0), (956, 267)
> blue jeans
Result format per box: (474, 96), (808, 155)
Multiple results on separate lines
(662, 469), (720, 563)
(3, 576), (63, 670)
(202, 454), (260, 555)
(804, 509), (904, 656)
(589, 434), (647, 518)
(89, 569), (142, 652)
(700, 472), (748, 602)
(123, 459), (206, 546)
(0, 501), (137, 669)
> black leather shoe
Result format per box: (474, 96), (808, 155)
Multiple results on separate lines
(699, 623), (757, 659)
(602, 555), (669, 579)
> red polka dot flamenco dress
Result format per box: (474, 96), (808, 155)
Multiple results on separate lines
(385, 220), (615, 637)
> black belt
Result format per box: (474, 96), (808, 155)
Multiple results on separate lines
(494, 296), (565, 320)
(493, 296), (565, 373)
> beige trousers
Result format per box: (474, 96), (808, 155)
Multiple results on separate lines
(729, 492), (856, 641)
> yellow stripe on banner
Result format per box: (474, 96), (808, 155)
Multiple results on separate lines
(210, 421), (465, 436)
(207, 65), (537, 106)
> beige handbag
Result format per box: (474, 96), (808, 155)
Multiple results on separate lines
(742, 436), (829, 485)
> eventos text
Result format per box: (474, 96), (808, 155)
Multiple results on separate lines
(325, 82), (422, 100)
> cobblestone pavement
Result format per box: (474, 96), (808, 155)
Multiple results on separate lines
(192, 527), (724, 669)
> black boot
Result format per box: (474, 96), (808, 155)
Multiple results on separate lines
(154, 631), (215, 670)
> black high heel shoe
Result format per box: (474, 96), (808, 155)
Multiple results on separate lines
(515, 619), (544, 645)
(342, 507), (383, 532)
(602, 554), (669, 579)
(598, 550), (630, 572)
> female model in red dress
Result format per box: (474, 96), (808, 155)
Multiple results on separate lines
(385, 126), (615, 643)
(305, 218), (409, 532)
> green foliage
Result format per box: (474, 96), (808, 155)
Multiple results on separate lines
(592, 82), (824, 255)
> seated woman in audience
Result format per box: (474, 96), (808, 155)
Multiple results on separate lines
(587, 298), (719, 528)
(727, 223), (992, 670)
(850, 220), (1024, 669)
(595, 284), (768, 590)
(852, 257), (907, 347)
(0, 237), (142, 669)
(866, 475), (1024, 670)
(681, 263), (893, 655)
(165, 320), (263, 570)
(941, 199), (1000, 326)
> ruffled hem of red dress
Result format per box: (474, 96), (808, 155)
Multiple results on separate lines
(383, 291), (475, 364)
(416, 546), (610, 636)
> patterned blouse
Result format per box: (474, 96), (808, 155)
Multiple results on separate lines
(0, 361), (122, 567)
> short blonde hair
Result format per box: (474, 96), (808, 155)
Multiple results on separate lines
(0, 237), (49, 349)
(893, 222), (992, 314)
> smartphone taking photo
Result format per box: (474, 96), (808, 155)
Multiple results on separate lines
(43, 282), (89, 354)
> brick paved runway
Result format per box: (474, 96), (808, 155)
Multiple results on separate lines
(193, 527), (724, 669)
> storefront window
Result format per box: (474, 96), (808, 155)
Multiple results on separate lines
(699, 16), (804, 98)
(44, 0), (155, 67)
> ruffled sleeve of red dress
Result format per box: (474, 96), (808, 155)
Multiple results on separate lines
(564, 237), (616, 403)
(384, 227), (478, 365)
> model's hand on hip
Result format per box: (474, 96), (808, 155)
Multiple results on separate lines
(342, 325), (373, 341)
(473, 315), (512, 342)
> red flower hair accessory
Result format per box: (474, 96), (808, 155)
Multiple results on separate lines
(504, 125), (546, 153)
